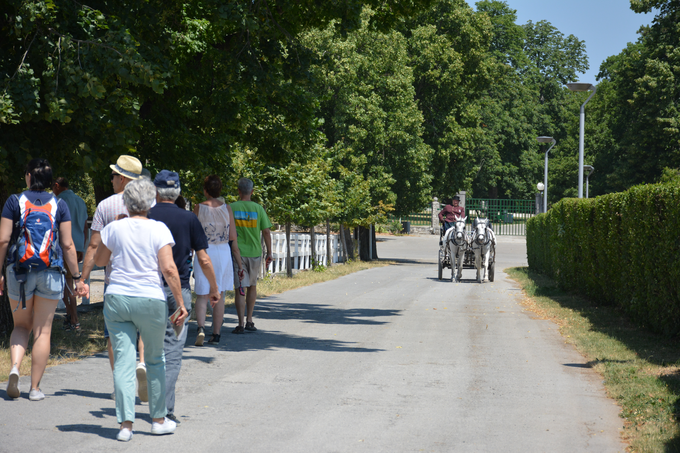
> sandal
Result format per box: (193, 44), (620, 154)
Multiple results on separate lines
(245, 322), (257, 332)
(232, 325), (245, 334)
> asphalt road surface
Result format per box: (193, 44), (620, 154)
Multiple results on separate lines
(0, 234), (626, 452)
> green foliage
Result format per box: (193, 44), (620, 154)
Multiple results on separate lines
(659, 168), (680, 185)
(471, 2), (589, 200)
(304, 9), (433, 218)
(586, 1), (680, 195)
(404, 0), (493, 200)
(527, 183), (680, 335)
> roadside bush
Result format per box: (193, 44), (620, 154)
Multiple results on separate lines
(527, 182), (680, 335)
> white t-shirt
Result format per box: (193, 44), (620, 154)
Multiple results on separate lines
(101, 217), (175, 300)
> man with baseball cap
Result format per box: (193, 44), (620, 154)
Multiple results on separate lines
(148, 170), (219, 423)
(81, 155), (148, 400)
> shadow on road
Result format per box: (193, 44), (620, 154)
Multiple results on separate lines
(255, 299), (401, 326)
(56, 424), (118, 439)
(216, 329), (385, 354)
(381, 258), (437, 265)
(54, 388), (112, 401)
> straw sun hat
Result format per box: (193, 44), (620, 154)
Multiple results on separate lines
(110, 155), (143, 180)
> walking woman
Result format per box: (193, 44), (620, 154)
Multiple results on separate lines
(94, 178), (188, 441)
(0, 158), (89, 401)
(193, 175), (243, 346)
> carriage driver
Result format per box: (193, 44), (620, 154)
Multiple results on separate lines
(438, 196), (465, 236)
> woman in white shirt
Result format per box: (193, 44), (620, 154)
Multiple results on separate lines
(94, 178), (188, 442)
(193, 175), (243, 346)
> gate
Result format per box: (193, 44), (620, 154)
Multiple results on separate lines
(465, 198), (536, 236)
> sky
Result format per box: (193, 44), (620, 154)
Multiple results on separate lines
(495, 0), (657, 83)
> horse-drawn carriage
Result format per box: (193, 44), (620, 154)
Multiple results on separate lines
(438, 218), (496, 283)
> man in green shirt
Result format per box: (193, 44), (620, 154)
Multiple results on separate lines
(230, 178), (273, 333)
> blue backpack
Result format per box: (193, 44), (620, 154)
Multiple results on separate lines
(8, 193), (64, 310)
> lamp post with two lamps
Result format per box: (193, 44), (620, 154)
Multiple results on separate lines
(537, 136), (556, 213)
(566, 82), (597, 198)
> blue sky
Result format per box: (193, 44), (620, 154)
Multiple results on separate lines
(491, 0), (656, 83)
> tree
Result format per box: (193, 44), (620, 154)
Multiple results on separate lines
(305, 9), (433, 219)
(588, 0), (680, 190)
(403, 0), (494, 200)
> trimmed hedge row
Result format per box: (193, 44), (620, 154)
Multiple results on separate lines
(526, 183), (680, 335)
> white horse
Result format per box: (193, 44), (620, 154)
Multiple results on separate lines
(470, 218), (496, 283)
(443, 217), (468, 282)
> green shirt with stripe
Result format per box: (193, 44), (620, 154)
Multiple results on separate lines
(230, 200), (272, 257)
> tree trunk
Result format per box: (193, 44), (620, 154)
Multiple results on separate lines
(310, 225), (316, 269)
(372, 224), (378, 260)
(339, 224), (346, 262)
(359, 226), (372, 261)
(355, 227), (360, 260)
(342, 224), (354, 261)
(326, 219), (332, 267)
(286, 222), (293, 278)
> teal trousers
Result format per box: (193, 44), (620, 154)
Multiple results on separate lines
(104, 293), (168, 423)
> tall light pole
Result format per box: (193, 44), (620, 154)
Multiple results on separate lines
(583, 165), (594, 198)
(567, 82), (597, 198)
(537, 136), (556, 213)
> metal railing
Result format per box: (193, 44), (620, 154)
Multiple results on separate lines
(465, 198), (536, 236)
(388, 208), (432, 226)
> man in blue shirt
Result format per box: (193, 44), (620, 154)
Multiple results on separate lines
(52, 177), (89, 330)
(148, 170), (219, 423)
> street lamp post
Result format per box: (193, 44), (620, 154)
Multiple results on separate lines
(537, 182), (545, 213)
(567, 82), (597, 198)
(583, 165), (594, 198)
(537, 136), (556, 213)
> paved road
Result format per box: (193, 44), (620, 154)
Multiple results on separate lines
(0, 235), (626, 452)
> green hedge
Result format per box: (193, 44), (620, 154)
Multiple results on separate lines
(526, 183), (680, 335)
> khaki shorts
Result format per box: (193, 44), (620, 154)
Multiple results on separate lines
(233, 256), (261, 289)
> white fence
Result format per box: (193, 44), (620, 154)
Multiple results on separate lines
(266, 232), (342, 274)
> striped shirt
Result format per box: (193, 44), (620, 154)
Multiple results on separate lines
(91, 193), (128, 232)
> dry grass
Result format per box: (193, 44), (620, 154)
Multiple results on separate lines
(1, 259), (388, 382)
(507, 267), (680, 453)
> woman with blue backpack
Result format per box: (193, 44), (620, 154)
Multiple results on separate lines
(0, 158), (89, 401)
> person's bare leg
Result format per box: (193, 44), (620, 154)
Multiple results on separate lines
(195, 295), (209, 328)
(234, 292), (246, 327)
(245, 286), (257, 324)
(9, 297), (33, 372)
(107, 338), (114, 370)
(63, 276), (78, 326)
(137, 337), (145, 365)
(212, 292), (225, 335)
(30, 296), (58, 390)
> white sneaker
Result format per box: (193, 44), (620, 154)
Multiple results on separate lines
(136, 363), (148, 402)
(6, 367), (20, 399)
(117, 427), (133, 442)
(151, 417), (177, 435)
(29, 388), (45, 401)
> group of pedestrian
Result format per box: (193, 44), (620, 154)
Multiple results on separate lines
(2, 155), (273, 443)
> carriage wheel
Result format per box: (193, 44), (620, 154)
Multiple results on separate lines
(438, 249), (443, 280)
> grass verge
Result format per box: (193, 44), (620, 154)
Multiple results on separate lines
(0, 259), (389, 383)
(507, 267), (680, 453)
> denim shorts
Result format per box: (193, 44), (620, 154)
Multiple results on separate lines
(6, 266), (64, 301)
